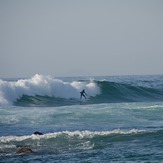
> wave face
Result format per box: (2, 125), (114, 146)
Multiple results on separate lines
(0, 74), (163, 106)
(95, 80), (163, 103)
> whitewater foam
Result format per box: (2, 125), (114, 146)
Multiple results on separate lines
(0, 129), (146, 143)
(0, 74), (100, 106)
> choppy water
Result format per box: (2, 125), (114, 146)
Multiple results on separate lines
(0, 74), (163, 162)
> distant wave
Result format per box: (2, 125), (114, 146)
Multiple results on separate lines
(0, 74), (163, 106)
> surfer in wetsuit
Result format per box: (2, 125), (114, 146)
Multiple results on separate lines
(80, 89), (87, 99)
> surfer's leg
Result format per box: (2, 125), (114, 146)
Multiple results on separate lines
(83, 95), (86, 99)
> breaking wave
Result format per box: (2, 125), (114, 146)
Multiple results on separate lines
(1, 129), (163, 157)
(0, 74), (100, 106)
(0, 74), (163, 106)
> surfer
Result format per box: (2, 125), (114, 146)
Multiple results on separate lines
(80, 89), (87, 99)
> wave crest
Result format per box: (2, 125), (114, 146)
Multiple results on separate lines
(0, 74), (100, 106)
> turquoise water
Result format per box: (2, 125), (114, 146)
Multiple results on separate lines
(0, 75), (163, 162)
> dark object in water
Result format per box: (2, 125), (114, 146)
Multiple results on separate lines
(16, 148), (33, 154)
(33, 131), (43, 135)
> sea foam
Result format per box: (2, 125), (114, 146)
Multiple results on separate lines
(0, 74), (100, 106)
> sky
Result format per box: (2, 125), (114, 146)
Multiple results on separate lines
(0, 0), (163, 78)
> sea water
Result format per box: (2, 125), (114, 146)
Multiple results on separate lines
(0, 74), (163, 162)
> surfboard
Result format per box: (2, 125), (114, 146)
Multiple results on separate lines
(79, 96), (89, 105)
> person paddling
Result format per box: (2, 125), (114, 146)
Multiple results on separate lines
(80, 89), (87, 99)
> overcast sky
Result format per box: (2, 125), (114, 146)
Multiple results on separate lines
(0, 0), (163, 78)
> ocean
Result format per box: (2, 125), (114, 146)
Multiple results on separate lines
(0, 74), (163, 162)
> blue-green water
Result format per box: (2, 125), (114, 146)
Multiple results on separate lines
(0, 74), (163, 162)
